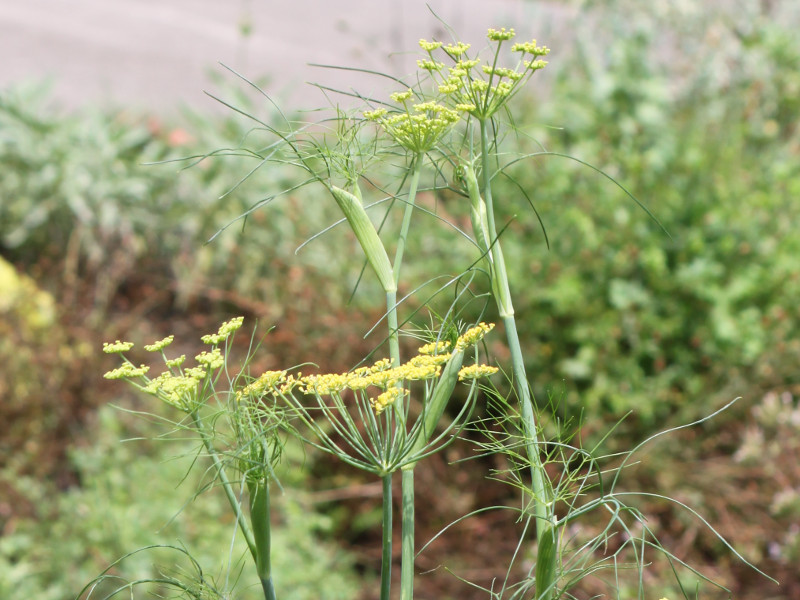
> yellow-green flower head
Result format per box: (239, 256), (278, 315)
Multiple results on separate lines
(456, 102), (477, 112)
(279, 374), (302, 395)
(302, 372), (351, 396)
(438, 82), (459, 94)
(144, 335), (174, 352)
(364, 108), (388, 121)
(457, 364), (499, 381)
(443, 42), (471, 57)
(367, 99), (460, 152)
(390, 89), (414, 103)
(456, 58), (480, 71)
(104, 363), (149, 380)
(364, 368), (402, 390)
(418, 340), (453, 355)
(487, 27), (515, 41)
(511, 40), (551, 57)
(482, 65), (524, 81)
(103, 340), (134, 354)
(525, 59), (548, 71)
(492, 81), (514, 97)
(239, 370), (288, 399)
(201, 316), (244, 345)
(419, 39), (443, 52)
(184, 366), (207, 380)
(371, 387), (408, 415)
(417, 59), (445, 72)
(145, 371), (201, 411)
(397, 358), (442, 380)
(369, 358), (393, 372)
(166, 355), (186, 368)
(410, 353), (451, 369)
(195, 348), (224, 371)
(470, 79), (490, 93)
(455, 322), (495, 350)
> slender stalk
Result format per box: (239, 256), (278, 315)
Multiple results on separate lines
(248, 478), (277, 600)
(392, 153), (423, 287)
(391, 153), (423, 600)
(400, 468), (415, 600)
(478, 119), (556, 597)
(386, 291), (401, 368)
(190, 411), (258, 560)
(380, 474), (393, 600)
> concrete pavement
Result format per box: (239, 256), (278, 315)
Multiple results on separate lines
(1, 0), (571, 115)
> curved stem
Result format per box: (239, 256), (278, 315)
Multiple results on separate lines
(478, 120), (554, 581)
(380, 474), (393, 600)
(190, 411), (258, 560)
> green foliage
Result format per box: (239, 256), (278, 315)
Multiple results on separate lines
(0, 82), (368, 317)
(483, 7), (800, 438)
(0, 406), (362, 600)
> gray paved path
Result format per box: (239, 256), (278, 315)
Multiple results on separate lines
(1, 0), (570, 114)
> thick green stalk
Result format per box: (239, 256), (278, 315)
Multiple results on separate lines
(400, 468), (415, 600)
(391, 153), (422, 600)
(190, 411), (258, 561)
(380, 474), (393, 600)
(248, 478), (277, 600)
(392, 153), (423, 287)
(478, 119), (557, 597)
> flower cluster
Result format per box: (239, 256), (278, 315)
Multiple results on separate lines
(364, 98), (464, 153)
(102, 317), (244, 412)
(414, 28), (550, 120)
(238, 323), (497, 416)
(201, 316), (244, 345)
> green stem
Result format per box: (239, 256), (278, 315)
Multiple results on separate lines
(380, 474), (393, 600)
(392, 153), (423, 287)
(248, 478), (276, 600)
(190, 411), (258, 561)
(478, 120), (556, 597)
(400, 468), (415, 600)
(386, 291), (401, 368)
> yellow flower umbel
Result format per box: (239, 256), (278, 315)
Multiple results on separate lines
(415, 28), (550, 120)
(364, 97), (463, 153)
(102, 317), (245, 413)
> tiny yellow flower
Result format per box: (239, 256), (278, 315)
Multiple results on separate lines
(239, 370), (288, 399)
(144, 335), (174, 352)
(302, 372), (351, 395)
(103, 340), (134, 354)
(390, 89), (414, 103)
(364, 108), (388, 120)
(511, 40), (550, 57)
(458, 364), (499, 381)
(195, 348), (224, 370)
(166, 355), (186, 368)
(443, 42), (471, 57)
(525, 59), (548, 71)
(103, 363), (149, 379)
(201, 316), (244, 344)
(419, 39), (443, 52)
(456, 322), (495, 350)
(371, 387), (407, 415)
(417, 59), (445, 72)
(419, 340), (452, 355)
(487, 27), (515, 41)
